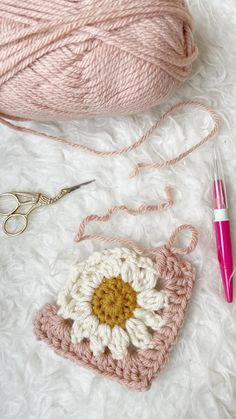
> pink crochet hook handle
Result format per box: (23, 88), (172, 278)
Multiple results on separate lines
(214, 220), (234, 303)
(213, 149), (234, 303)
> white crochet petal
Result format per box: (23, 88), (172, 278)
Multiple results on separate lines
(120, 260), (136, 284)
(97, 260), (121, 279)
(57, 290), (74, 311)
(119, 255), (157, 292)
(84, 272), (104, 288)
(79, 284), (95, 299)
(130, 269), (157, 292)
(71, 301), (92, 321)
(69, 265), (84, 283)
(89, 324), (112, 357)
(108, 325), (130, 360)
(137, 289), (168, 311)
(71, 315), (99, 343)
(134, 308), (164, 331)
(70, 293), (90, 304)
(85, 251), (103, 267)
(125, 318), (153, 349)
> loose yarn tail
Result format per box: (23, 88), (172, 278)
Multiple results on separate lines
(75, 186), (198, 257)
(129, 100), (221, 177)
(0, 100), (220, 177)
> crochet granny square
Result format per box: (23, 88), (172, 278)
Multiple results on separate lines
(34, 237), (196, 391)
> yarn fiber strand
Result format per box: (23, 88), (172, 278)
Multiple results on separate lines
(0, 100), (221, 177)
(0, 0), (197, 120)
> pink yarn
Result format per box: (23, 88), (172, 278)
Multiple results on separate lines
(0, 100), (221, 177)
(74, 186), (198, 256)
(0, 0), (197, 121)
(33, 188), (198, 391)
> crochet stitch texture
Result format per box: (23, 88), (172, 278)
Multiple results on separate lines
(91, 275), (139, 329)
(34, 189), (198, 390)
(34, 236), (196, 391)
(57, 248), (168, 359)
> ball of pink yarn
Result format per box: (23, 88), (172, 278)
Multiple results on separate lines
(0, 0), (198, 121)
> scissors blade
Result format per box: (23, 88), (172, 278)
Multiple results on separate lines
(65, 180), (95, 194)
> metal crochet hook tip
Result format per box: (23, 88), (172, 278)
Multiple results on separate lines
(213, 147), (221, 180)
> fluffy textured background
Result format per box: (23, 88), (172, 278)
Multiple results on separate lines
(1, 0), (236, 418)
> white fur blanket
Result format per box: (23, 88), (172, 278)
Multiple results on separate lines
(0, 1), (236, 418)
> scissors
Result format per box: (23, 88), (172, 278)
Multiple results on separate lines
(0, 180), (95, 237)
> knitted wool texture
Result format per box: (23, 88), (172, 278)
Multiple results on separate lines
(34, 190), (198, 391)
(0, 0), (197, 121)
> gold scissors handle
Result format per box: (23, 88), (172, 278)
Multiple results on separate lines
(3, 213), (28, 236)
(0, 193), (19, 215)
(0, 180), (95, 236)
(0, 192), (41, 236)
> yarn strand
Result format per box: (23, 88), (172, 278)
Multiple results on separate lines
(75, 186), (198, 256)
(130, 100), (221, 177)
(0, 100), (220, 177)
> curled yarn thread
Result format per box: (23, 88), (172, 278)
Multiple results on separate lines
(0, 100), (220, 177)
(34, 188), (198, 390)
(74, 186), (198, 257)
(0, 0), (197, 120)
(74, 186), (198, 259)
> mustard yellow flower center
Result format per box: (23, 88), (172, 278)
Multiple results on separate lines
(91, 275), (138, 328)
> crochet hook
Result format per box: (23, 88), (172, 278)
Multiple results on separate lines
(213, 149), (234, 303)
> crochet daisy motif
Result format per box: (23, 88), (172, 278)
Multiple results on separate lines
(57, 247), (168, 360)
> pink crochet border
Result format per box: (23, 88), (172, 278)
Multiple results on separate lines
(33, 245), (195, 391)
